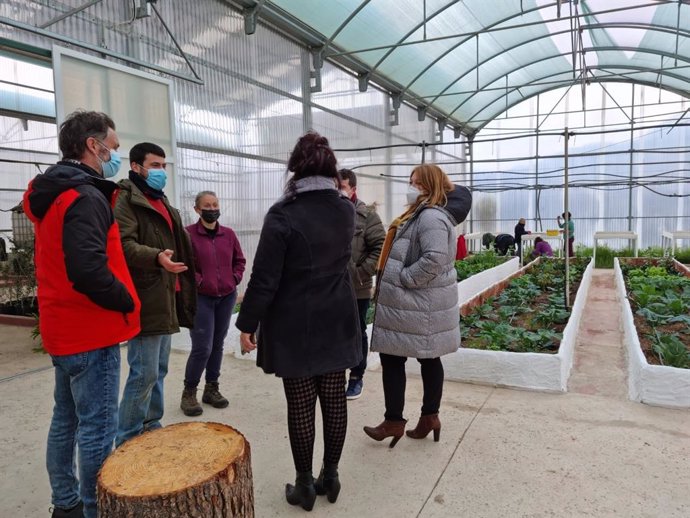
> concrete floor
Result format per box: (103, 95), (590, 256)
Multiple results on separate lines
(1, 270), (689, 517)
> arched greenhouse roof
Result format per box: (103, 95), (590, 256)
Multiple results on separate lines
(231, 0), (690, 136)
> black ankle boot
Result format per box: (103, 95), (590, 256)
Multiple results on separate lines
(314, 462), (340, 503)
(285, 471), (316, 511)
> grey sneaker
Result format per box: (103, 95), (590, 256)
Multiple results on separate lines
(346, 378), (363, 400)
(202, 382), (229, 408)
(180, 387), (203, 416)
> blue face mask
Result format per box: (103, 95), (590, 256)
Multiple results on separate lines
(145, 168), (167, 191)
(102, 150), (121, 178)
(93, 140), (121, 178)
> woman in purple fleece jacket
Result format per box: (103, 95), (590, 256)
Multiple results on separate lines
(180, 191), (246, 416)
(531, 236), (554, 258)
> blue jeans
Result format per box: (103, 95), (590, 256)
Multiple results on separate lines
(349, 298), (370, 380)
(46, 345), (120, 518)
(116, 334), (171, 447)
(184, 291), (237, 388)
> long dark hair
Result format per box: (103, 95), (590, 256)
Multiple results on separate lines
(285, 131), (339, 196)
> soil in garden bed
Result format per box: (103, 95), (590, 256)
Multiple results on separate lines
(460, 258), (589, 354)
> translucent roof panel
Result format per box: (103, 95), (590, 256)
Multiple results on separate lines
(259, 0), (690, 135)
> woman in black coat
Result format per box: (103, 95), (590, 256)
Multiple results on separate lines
(237, 132), (361, 511)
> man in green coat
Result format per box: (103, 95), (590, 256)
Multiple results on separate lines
(339, 169), (385, 400)
(114, 142), (196, 447)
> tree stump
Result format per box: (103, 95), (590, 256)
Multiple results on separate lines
(97, 422), (254, 517)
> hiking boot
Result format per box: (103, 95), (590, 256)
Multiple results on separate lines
(51, 502), (84, 518)
(345, 378), (363, 400)
(180, 387), (203, 416)
(202, 382), (229, 408)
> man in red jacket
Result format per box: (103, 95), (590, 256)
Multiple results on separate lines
(23, 111), (140, 518)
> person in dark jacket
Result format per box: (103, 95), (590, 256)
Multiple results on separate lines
(180, 191), (246, 416)
(23, 110), (140, 518)
(338, 168), (385, 401)
(494, 233), (515, 256)
(364, 165), (471, 449)
(237, 132), (361, 511)
(514, 218), (530, 258)
(115, 142), (196, 447)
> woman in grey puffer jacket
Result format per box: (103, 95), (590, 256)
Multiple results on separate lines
(364, 164), (471, 448)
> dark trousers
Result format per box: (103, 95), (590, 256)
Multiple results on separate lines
(184, 291), (237, 389)
(349, 298), (370, 379)
(564, 237), (575, 257)
(379, 353), (444, 422)
(283, 371), (348, 473)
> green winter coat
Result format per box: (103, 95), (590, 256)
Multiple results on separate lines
(114, 178), (196, 336)
(348, 198), (385, 299)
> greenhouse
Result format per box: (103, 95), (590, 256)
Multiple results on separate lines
(0, 1), (689, 517)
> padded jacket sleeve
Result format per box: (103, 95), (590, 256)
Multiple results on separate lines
(62, 188), (135, 313)
(357, 208), (385, 279)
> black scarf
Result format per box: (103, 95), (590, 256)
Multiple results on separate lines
(128, 170), (165, 200)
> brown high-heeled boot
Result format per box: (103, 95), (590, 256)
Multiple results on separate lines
(406, 414), (441, 441)
(363, 419), (407, 448)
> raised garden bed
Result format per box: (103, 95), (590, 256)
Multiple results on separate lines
(172, 255), (520, 360)
(615, 257), (690, 408)
(438, 257), (593, 392)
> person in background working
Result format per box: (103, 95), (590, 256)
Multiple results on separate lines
(493, 233), (515, 256)
(364, 164), (471, 449)
(514, 218), (531, 258)
(115, 142), (196, 447)
(24, 110), (140, 518)
(557, 212), (575, 257)
(338, 168), (385, 401)
(237, 132), (361, 511)
(180, 191), (246, 416)
(531, 236), (554, 258)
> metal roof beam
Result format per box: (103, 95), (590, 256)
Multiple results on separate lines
(397, 0), (673, 110)
(471, 67), (690, 133)
(325, 1), (673, 59)
(223, 0), (465, 128)
(425, 23), (690, 109)
(38, 0), (103, 29)
(369, 0), (462, 69)
(448, 45), (690, 122)
(415, 63), (690, 98)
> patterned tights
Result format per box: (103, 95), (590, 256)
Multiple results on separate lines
(282, 370), (347, 473)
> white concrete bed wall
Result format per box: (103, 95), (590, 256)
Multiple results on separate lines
(457, 257), (519, 306)
(614, 258), (690, 409)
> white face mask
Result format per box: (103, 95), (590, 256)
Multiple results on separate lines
(406, 184), (420, 205)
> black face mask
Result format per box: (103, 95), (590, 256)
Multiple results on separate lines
(200, 209), (220, 224)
